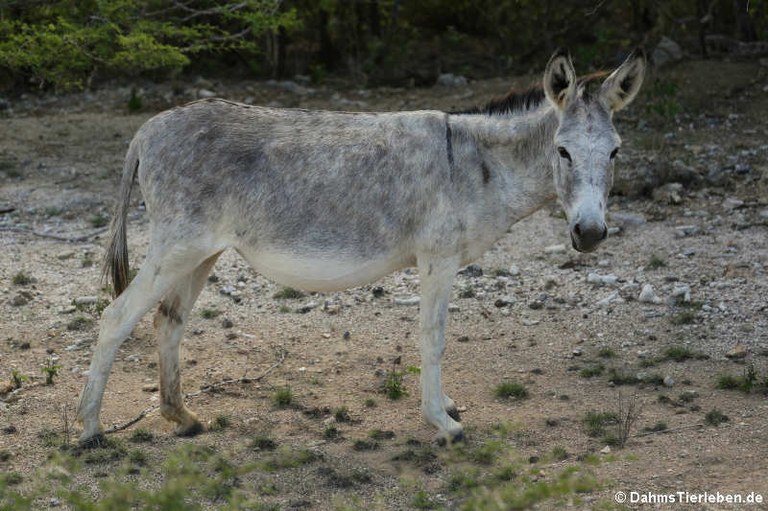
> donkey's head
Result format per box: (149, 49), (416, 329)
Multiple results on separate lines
(543, 49), (646, 252)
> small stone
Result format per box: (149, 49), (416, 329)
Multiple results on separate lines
(572, 347), (583, 357)
(508, 265), (521, 276)
(198, 88), (217, 98)
(596, 291), (623, 308)
(663, 376), (675, 387)
(674, 225), (699, 237)
(219, 285), (236, 295)
(324, 302), (341, 315)
(142, 384), (158, 392)
(638, 284), (662, 304)
(343, 331), (351, 340)
(670, 285), (691, 304)
(125, 354), (141, 363)
(221, 318), (234, 329)
(436, 73), (468, 88)
(494, 296), (516, 308)
(59, 306), (77, 314)
(587, 273), (618, 286)
(600, 445), (612, 454)
(10, 294), (29, 306)
(74, 296), (98, 305)
(722, 197), (744, 211)
(394, 296), (420, 306)
(725, 343), (748, 359)
(459, 264), (483, 277)
(544, 244), (566, 254)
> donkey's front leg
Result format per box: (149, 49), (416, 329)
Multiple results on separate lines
(417, 255), (463, 445)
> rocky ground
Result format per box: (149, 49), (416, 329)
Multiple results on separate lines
(1, 58), (768, 510)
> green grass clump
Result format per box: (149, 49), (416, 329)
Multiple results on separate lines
(272, 287), (305, 300)
(662, 345), (706, 363)
(704, 408), (729, 426)
(597, 348), (616, 359)
(90, 212), (109, 228)
(669, 311), (697, 325)
(642, 422), (668, 433)
(200, 308), (221, 319)
(272, 386), (294, 407)
(646, 254), (667, 270)
(11, 271), (33, 286)
(494, 381), (529, 400)
(582, 410), (619, 438)
(607, 368), (640, 386)
(579, 364), (605, 379)
(382, 370), (408, 400)
(129, 428), (154, 443)
(715, 364), (765, 394)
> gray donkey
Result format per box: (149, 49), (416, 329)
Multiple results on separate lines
(77, 49), (645, 446)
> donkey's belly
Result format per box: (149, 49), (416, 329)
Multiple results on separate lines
(237, 249), (413, 292)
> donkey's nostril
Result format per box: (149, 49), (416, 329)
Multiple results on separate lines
(573, 223), (582, 237)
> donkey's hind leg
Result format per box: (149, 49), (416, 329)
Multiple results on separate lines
(77, 246), (219, 446)
(154, 252), (221, 436)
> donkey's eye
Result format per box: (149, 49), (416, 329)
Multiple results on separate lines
(610, 147), (619, 160)
(557, 147), (572, 161)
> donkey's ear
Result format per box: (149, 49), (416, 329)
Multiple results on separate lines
(599, 48), (646, 112)
(543, 49), (577, 110)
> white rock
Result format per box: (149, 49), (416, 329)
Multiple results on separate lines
(722, 197), (744, 211)
(394, 296), (420, 306)
(596, 291), (623, 308)
(663, 376), (675, 387)
(74, 296), (98, 305)
(638, 284), (662, 304)
(544, 244), (567, 254)
(587, 273), (618, 286)
(671, 285), (691, 303)
(197, 88), (217, 98)
(600, 445), (612, 454)
(436, 73), (468, 88)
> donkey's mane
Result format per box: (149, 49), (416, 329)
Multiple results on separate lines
(456, 71), (609, 116)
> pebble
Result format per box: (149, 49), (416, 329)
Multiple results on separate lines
(10, 294), (29, 306)
(394, 296), (420, 306)
(142, 384), (158, 392)
(596, 291), (623, 308)
(587, 273), (618, 286)
(670, 285), (691, 303)
(494, 296), (516, 307)
(219, 285), (237, 295)
(722, 197), (744, 211)
(638, 284), (662, 304)
(508, 265), (521, 276)
(600, 445), (612, 454)
(725, 343), (748, 359)
(197, 88), (217, 98)
(663, 376), (675, 387)
(674, 225), (699, 237)
(544, 244), (566, 254)
(74, 296), (98, 305)
(436, 73), (468, 87)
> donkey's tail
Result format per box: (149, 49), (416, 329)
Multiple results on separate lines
(103, 139), (140, 298)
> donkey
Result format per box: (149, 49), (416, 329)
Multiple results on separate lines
(77, 49), (645, 446)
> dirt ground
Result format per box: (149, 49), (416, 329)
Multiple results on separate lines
(2, 59), (768, 510)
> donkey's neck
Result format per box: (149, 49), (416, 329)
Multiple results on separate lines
(448, 103), (559, 219)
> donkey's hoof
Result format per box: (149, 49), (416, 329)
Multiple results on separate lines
(78, 432), (107, 449)
(446, 405), (462, 422)
(175, 420), (205, 437)
(436, 428), (465, 447)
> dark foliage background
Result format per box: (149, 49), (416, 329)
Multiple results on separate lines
(0, 0), (765, 91)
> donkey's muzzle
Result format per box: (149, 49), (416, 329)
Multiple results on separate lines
(570, 222), (608, 253)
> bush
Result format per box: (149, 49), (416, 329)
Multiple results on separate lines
(0, 0), (300, 91)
